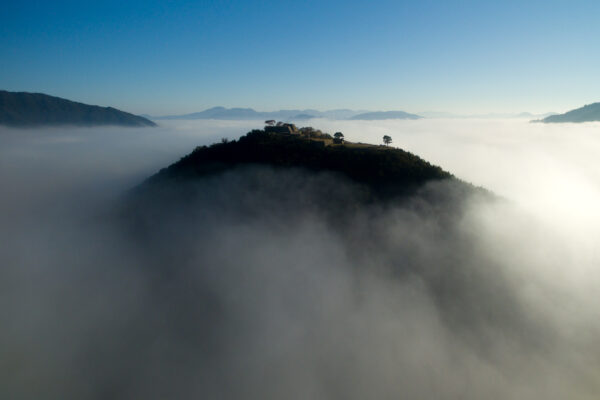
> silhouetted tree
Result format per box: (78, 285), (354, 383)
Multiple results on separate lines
(383, 135), (392, 146)
(334, 132), (344, 143)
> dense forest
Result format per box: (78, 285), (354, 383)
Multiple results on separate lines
(146, 128), (460, 200)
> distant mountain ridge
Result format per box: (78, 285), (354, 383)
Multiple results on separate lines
(152, 107), (421, 121)
(153, 107), (563, 121)
(349, 111), (421, 120)
(539, 103), (600, 123)
(0, 90), (156, 127)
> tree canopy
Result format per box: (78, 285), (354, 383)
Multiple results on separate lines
(148, 129), (454, 200)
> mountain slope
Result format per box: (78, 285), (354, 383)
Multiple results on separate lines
(109, 127), (537, 400)
(349, 111), (422, 120)
(540, 102), (600, 123)
(142, 128), (480, 203)
(0, 90), (156, 127)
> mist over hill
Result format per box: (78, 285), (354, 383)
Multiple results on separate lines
(0, 90), (156, 127)
(539, 102), (600, 123)
(2, 120), (600, 399)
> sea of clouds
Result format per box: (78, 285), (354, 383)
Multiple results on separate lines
(1, 118), (600, 399)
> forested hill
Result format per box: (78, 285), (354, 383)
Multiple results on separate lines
(0, 90), (156, 127)
(540, 102), (600, 123)
(145, 128), (463, 200)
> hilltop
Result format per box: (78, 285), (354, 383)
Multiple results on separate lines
(539, 102), (600, 123)
(0, 90), (156, 128)
(141, 125), (482, 203)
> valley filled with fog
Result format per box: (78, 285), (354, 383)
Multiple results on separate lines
(2, 118), (600, 399)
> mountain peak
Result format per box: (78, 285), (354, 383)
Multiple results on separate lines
(147, 127), (456, 200)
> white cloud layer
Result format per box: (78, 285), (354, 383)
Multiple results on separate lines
(1, 119), (600, 399)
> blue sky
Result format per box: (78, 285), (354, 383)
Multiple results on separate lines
(1, 0), (599, 115)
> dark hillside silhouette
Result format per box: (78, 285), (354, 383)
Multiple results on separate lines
(539, 102), (600, 123)
(146, 128), (462, 200)
(0, 90), (156, 127)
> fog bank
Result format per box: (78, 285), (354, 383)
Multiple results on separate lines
(1, 119), (600, 399)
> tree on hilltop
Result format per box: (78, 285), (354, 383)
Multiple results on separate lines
(383, 135), (392, 146)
